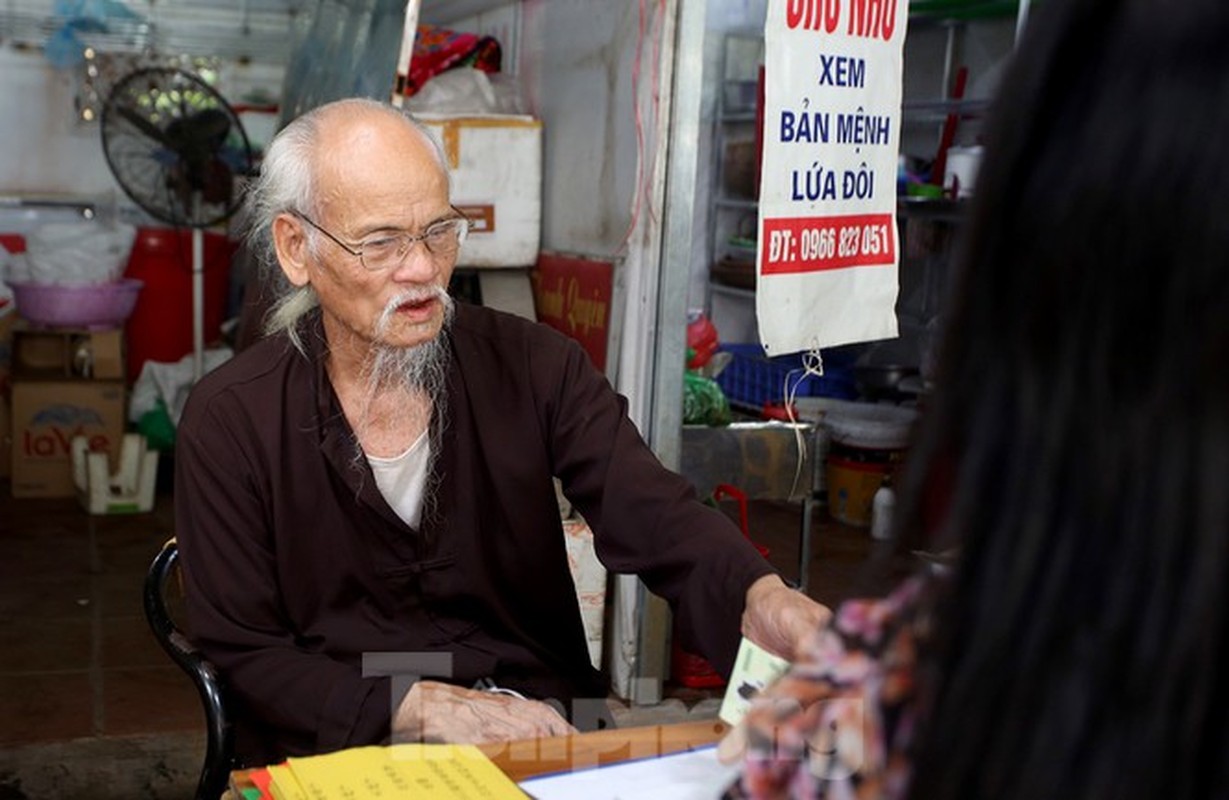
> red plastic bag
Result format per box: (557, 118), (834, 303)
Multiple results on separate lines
(686, 311), (719, 370)
(400, 24), (502, 99)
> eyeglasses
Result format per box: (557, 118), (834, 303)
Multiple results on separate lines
(292, 209), (470, 271)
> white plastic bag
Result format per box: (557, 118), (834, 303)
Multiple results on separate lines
(21, 221), (137, 284)
(404, 68), (526, 116)
(129, 347), (235, 427)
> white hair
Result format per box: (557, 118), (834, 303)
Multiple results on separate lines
(244, 98), (450, 353)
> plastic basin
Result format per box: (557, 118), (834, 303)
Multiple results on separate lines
(9, 279), (144, 330)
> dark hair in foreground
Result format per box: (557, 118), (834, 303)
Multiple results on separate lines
(895, 0), (1229, 797)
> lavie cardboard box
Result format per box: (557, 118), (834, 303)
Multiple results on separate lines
(0, 308), (14, 479)
(419, 115), (542, 268)
(10, 327), (126, 498)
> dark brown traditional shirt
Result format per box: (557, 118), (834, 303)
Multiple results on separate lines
(175, 303), (774, 765)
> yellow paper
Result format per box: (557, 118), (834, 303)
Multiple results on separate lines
(266, 762), (309, 800)
(284, 743), (526, 799)
(387, 744), (528, 798)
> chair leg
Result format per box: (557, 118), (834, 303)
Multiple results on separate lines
(197, 663), (234, 799)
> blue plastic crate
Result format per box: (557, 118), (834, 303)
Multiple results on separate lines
(714, 343), (858, 409)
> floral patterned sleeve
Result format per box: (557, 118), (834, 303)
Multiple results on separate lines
(726, 575), (928, 800)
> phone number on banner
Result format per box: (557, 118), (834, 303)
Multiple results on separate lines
(760, 214), (896, 274)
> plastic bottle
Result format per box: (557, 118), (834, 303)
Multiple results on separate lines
(870, 476), (895, 541)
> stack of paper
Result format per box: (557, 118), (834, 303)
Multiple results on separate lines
(519, 746), (740, 799)
(249, 743), (527, 799)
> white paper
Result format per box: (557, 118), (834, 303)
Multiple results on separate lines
(518, 746), (739, 800)
(719, 637), (791, 727)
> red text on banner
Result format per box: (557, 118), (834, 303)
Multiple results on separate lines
(760, 213), (895, 274)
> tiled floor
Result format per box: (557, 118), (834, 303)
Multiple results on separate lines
(0, 492), (197, 748)
(0, 482), (888, 798)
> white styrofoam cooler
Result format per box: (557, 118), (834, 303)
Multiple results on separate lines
(419, 115), (543, 269)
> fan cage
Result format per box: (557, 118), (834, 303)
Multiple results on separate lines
(101, 67), (254, 229)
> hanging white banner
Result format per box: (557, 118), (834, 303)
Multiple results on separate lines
(757, 0), (910, 355)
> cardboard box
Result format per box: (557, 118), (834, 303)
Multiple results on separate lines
(10, 379), (126, 498)
(0, 391), (9, 480)
(11, 326), (124, 381)
(0, 396), (9, 481)
(420, 115), (542, 268)
(0, 309), (13, 479)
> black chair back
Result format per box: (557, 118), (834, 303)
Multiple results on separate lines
(143, 539), (234, 800)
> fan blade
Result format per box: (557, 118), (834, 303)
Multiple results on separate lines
(115, 105), (174, 148)
(190, 108), (232, 144)
(165, 113), (228, 158)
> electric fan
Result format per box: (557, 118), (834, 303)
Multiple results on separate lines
(100, 66), (254, 381)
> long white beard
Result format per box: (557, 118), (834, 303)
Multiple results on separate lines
(366, 286), (456, 396)
(351, 286), (456, 524)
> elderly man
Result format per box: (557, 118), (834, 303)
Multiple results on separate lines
(176, 97), (827, 766)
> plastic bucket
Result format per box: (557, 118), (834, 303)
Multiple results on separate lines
(822, 402), (918, 527)
(123, 227), (235, 383)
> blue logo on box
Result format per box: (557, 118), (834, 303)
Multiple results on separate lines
(30, 405), (105, 427)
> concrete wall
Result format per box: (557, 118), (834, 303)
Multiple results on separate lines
(519, 0), (646, 256)
(433, 0), (651, 257)
(0, 47), (284, 201)
(0, 48), (119, 197)
(0, 0), (293, 200)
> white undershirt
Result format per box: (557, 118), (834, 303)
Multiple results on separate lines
(366, 430), (431, 529)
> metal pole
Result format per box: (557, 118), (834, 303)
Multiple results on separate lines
(625, 0), (708, 706)
(1015, 0), (1031, 45)
(192, 227), (204, 381)
(652, 1), (705, 471)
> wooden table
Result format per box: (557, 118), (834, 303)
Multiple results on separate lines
(229, 719), (730, 795)
(479, 718), (729, 782)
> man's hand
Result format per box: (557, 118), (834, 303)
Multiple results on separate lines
(741, 574), (831, 661)
(393, 680), (577, 744)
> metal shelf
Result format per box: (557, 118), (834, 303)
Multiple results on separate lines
(709, 281), (756, 300)
(715, 197), (758, 211)
(0, 4), (297, 64)
(898, 196), (968, 221)
(902, 97), (991, 121)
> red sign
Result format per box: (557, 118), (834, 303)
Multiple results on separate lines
(531, 253), (614, 371)
(760, 213), (895, 274)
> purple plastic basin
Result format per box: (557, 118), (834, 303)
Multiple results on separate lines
(9, 279), (144, 330)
